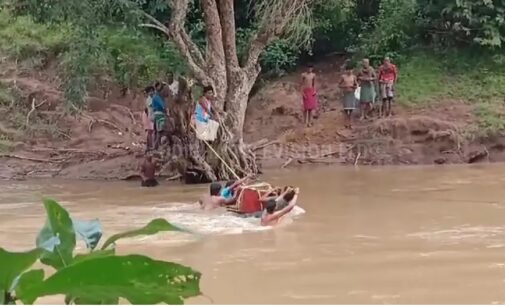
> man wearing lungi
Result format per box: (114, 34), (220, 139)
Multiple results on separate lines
(300, 64), (318, 127)
(378, 56), (398, 117)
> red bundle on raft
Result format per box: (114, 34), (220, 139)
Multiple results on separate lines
(227, 183), (272, 214)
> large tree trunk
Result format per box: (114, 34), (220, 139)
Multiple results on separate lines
(224, 69), (260, 138)
(161, 77), (258, 182)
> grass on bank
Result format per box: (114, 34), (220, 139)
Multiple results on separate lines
(396, 51), (505, 135)
(0, 11), (71, 64)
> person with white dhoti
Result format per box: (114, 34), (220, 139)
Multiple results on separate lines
(193, 86), (220, 141)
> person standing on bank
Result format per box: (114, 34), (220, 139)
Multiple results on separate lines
(300, 64), (318, 127)
(339, 65), (359, 129)
(378, 56), (398, 117)
(152, 82), (167, 149)
(357, 58), (377, 121)
(143, 86), (155, 151)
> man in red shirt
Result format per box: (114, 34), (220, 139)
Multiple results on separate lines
(378, 57), (398, 117)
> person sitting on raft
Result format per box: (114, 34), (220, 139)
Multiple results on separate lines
(199, 182), (239, 211)
(261, 187), (299, 226)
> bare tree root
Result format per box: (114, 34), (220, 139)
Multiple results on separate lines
(109, 104), (136, 125)
(281, 158), (293, 168)
(26, 98), (47, 126)
(69, 104), (123, 134)
(251, 139), (279, 151)
(84, 115), (123, 134)
(0, 154), (65, 163)
(29, 147), (107, 155)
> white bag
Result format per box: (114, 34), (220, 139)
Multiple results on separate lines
(195, 119), (219, 141)
(354, 86), (361, 100)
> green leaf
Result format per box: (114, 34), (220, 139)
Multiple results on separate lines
(71, 296), (119, 305)
(0, 290), (5, 305)
(101, 219), (183, 250)
(15, 270), (45, 305)
(36, 199), (76, 270)
(72, 249), (115, 264)
(0, 248), (41, 293)
(21, 255), (201, 305)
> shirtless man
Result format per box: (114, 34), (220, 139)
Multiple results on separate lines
(140, 155), (158, 187)
(300, 65), (318, 127)
(199, 182), (238, 211)
(338, 66), (359, 128)
(261, 187), (299, 226)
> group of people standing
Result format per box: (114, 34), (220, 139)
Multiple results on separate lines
(301, 57), (398, 129)
(139, 76), (218, 187)
(142, 72), (183, 151)
(140, 75), (180, 187)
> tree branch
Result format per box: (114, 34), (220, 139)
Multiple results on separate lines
(217, 0), (239, 70)
(243, 0), (311, 72)
(201, 0), (226, 69)
(142, 3), (209, 84)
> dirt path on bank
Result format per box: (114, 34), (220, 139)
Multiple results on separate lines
(1, 57), (504, 180)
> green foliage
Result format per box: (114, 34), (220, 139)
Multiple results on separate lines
(20, 255), (200, 305)
(474, 103), (505, 135)
(101, 218), (183, 250)
(0, 11), (71, 61)
(396, 50), (505, 105)
(0, 83), (16, 107)
(394, 53), (446, 105)
(311, 0), (359, 54)
(418, 0), (505, 48)
(103, 28), (187, 90)
(393, 50), (505, 134)
(0, 198), (200, 305)
(0, 248), (41, 295)
(237, 28), (301, 76)
(15, 270), (45, 305)
(0, 7), (186, 108)
(36, 199), (76, 270)
(0, 139), (13, 153)
(355, 0), (418, 63)
(261, 40), (301, 76)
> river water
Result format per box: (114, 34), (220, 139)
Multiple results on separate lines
(2, 165), (505, 304)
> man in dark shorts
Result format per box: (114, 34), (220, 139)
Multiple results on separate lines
(140, 155), (158, 187)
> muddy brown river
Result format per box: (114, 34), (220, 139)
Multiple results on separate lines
(2, 165), (505, 304)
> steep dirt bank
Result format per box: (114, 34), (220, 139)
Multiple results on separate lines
(1, 57), (503, 180)
(244, 59), (504, 168)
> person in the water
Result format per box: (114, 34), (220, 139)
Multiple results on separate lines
(140, 155), (159, 187)
(199, 182), (238, 210)
(261, 187), (299, 226)
(260, 186), (296, 210)
(220, 174), (254, 201)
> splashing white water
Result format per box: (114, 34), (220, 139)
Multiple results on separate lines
(151, 203), (306, 235)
